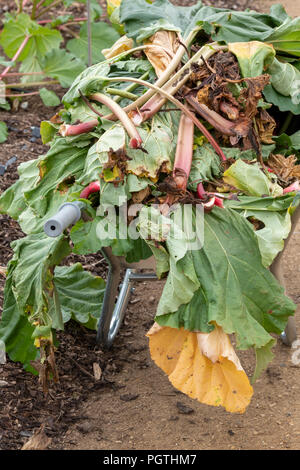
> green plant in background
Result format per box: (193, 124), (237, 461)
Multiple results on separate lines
(0, 0), (120, 113)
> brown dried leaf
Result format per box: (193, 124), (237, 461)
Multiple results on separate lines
(93, 362), (102, 381)
(22, 425), (51, 450)
(256, 109), (276, 144)
(144, 31), (179, 77)
(239, 75), (270, 120)
(131, 185), (151, 204)
(268, 154), (300, 183)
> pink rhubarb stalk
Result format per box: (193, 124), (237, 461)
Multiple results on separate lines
(60, 120), (99, 137)
(90, 93), (143, 149)
(0, 35), (31, 80)
(98, 76), (227, 163)
(80, 181), (101, 199)
(197, 183), (224, 209)
(173, 111), (195, 190)
(283, 181), (300, 193)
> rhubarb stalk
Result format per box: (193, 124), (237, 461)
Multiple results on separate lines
(60, 120), (99, 137)
(0, 35), (31, 80)
(80, 181), (101, 199)
(129, 44), (226, 125)
(91, 77), (227, 162)
(90, 93), (143, 149)
(173, 111), (195, 190)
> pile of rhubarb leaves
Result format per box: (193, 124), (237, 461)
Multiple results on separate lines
(1, 0), (300, 412)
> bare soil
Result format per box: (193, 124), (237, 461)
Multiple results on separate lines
(0, 0), (300, 452)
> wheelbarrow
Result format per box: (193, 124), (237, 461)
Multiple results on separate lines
(44, 199), (300, 349)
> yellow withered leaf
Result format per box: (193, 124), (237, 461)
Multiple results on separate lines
(147, 323), (253, 413)
(102, 35), (134, 59)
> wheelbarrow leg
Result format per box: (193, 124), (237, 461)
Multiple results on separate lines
(269, 200), (300, 346)
(97, 248), (157, 349)
(97, 247), (122, 349)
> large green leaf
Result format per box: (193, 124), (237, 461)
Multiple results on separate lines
(223, 159), (283, 197)
(0, 13), (62, 61)
(62, 58), (153, 105)
(188, 143), (223, 191)
(120, 0), (284, 43)
(228, 41), (275, 78)
(263, 17), (300, 57)
(153, 207), (296, 352)
(2, 234), (70, 332)
(67, 22), (119, 65)
(0, 261), (38, 373)
(138, 206), (200, 315)
(0, 157), (42, 221)
(24, 136), (91, 217)
(42, 49), (85, 88)
(263, 84), (300, 115)
(54, 264), (106, 330)
(239, 210), (291, 267)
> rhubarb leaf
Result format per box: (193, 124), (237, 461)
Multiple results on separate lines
(188, 143), (223, 191)
(53, 264), (106, 330)
(239, 210), (291, 267)
(0, 261), (38, 373)
(263, 84), (300, 115)
(138, 206), (201, 315)
(223, 159), (283, 197)
(41, 49), (85, 88)
(148, 324), (254, 413)
(24, 136), (91, 218)
(0, 14), (62, 61)
(228, 41), (275, 78)
(67, 22), (119, 65)
(263, 17), (300, 57)
(154, 207), (296, 351)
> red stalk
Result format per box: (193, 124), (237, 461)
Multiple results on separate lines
(197, 183), (224, 208)
(173, 111), (195, 190)
(80, 181), (101, 199)
(90, 93), (143, 149)
(283, 181), (300, 193)
(0, 35), (31, 79)
(60, 120), (98, 137)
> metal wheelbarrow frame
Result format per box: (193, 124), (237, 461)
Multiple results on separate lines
(97, 202), (300, 349)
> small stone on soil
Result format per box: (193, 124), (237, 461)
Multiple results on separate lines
(176, 401), (194, 415)
(120, 393), (139, 402)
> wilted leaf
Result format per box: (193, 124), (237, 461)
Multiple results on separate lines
(223, 159), (283, 197)
(228, 41), (275, 78)
(102, 35), (134, 59)
(147, 323), (253, 413)
(22, 425), (51, 450)
(144, 30), (179, 77)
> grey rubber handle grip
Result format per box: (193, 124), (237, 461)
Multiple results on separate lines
(44, 201), (85, 237)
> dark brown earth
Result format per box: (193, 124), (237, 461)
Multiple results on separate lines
(0, 0), (300, 451)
